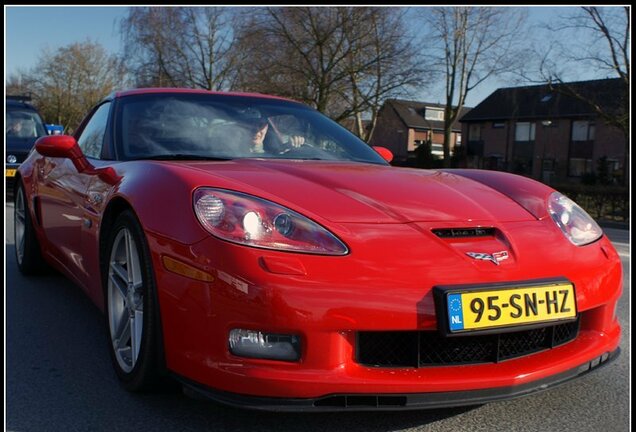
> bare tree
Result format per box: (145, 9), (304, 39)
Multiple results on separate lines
(236, 7), (361, 119)
(344, 8), (429, 141)
(120, 7), (242, 90)
(424, 7), (527, 167)
(537, 7), (629, 184)
(233, 9), (314, 107)
(6, 69), (37, 98)
(235, 7), (428, 137)
(16, 41), (124, 132)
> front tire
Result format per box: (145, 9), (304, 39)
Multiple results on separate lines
(104, 210), (162, 391)
(14, 181), (48, 275)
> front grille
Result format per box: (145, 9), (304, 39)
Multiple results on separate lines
(357, 319), (579, 367)
(6, 151), (29, 164)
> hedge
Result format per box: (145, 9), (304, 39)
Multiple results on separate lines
(551, 184), (630, 223)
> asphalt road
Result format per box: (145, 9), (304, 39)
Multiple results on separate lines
(5, 201), (630, 432)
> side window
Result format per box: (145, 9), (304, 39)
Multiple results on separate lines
(77, 102), (111, 159)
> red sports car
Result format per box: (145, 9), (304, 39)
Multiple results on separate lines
(14, 88), (621, 411)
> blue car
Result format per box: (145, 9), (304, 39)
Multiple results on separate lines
(6, 96), (48, 187)
(45, 124), (64, 135)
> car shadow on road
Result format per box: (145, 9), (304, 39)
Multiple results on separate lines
(5, 241), (480, 432)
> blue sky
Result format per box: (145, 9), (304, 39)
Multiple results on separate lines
(6, 6), (127, 73)
(4, 6), (615, 107)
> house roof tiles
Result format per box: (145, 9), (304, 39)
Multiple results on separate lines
(460, 78), (624, 122)
(386, 99), (471, 132)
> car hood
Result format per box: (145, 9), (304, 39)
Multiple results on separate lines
(178, 159), (536, 224)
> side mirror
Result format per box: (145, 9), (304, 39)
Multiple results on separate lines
(372, 146), (393, 163)
(35, 135), (91, 172)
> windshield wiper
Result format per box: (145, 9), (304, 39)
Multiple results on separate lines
(276, 156), (325, 161)
(131, 154), (231, 161)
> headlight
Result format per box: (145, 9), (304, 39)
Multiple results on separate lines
(193, 188), (349, 255)
(7, 155), (17, 164)
(547, 191), (603, 246)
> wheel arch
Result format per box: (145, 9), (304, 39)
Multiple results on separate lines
(99, 195), (169, 376)
(99, 196), (135, 273)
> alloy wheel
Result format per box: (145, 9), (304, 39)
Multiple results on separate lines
(107, 228), (144, 373)
(14, 187), (26, 265)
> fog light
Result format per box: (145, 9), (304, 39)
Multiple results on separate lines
(228, 329), (300, 361)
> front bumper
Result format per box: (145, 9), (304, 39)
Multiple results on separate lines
(147, 218), (623, 404)
(179, 348), (620, 411)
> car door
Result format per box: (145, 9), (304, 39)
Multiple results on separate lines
(37, 102), (112, 288)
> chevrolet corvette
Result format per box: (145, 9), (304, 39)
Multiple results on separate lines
(14, 88), (621, 411)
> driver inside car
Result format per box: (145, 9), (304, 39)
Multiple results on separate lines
(248, 119), (305, 155)
(6, 116), (32, 138)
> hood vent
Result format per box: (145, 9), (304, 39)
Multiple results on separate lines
(432, 227), (495, 238)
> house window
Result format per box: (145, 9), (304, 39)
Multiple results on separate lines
(513, 122), (535, 176)
(569, 158), (593, 177)
(486, 154), (505, 170)
(492, 122), (505, 128)
(540, 94), (553, 103)
(431, 143), (444, 156)
(572, 120), (595, 141)
(456, 134), (462, 145)
(469, 124), (481, 141)
(515, 122), (536, 141)
(425, 108), (444, 121)
(569, 120), (595, 177)
(606, 159), (620, 171)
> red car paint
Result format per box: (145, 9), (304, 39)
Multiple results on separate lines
(16, 88), (621, 405)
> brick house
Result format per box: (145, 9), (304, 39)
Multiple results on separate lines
(368, 99), (471, 165)
(459, 78), (626, 184)
(339, 117), (372, 138)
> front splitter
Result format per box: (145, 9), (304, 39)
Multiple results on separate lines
(176, 348), (620, 412)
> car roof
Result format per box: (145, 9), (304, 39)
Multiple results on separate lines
(108, 88), (298, 104)
(7, 99), (39, 111)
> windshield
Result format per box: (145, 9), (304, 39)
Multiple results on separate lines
(115, 93), (386, 164)
(6, 108), (47, 139)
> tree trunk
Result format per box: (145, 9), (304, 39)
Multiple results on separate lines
(443, 124), (452, 168)
(623, 131), (629, 188)
(355, 112), (364, 138)
(365, 111), (379, 142)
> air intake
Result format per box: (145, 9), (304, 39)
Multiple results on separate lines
(432, 227), (496, 238)
(356, 319), (579, 367)
(314, 395), (407, 408)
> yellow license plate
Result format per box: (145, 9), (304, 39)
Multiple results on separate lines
(6, 169), (17, 177)
(445, 282), (576, 333)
